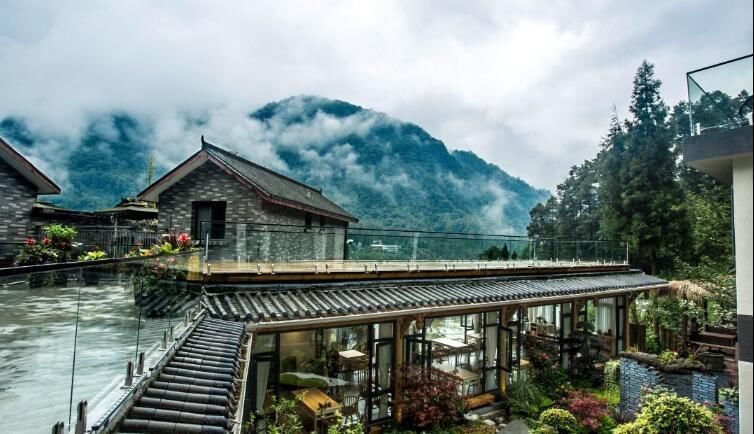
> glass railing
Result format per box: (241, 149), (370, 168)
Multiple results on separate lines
(687, 54), (753, 135)
(198, 221), (629, 271)
(0, 253), (201, 434)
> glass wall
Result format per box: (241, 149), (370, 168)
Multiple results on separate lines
(250, 322), (394, 432)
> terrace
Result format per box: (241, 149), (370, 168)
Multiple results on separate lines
(0, 225), (657, 434)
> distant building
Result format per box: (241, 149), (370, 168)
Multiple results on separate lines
(0, 135), (61, 244)
(138, 137), (358, 260)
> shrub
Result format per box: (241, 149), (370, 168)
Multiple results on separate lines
(657, 350), (679, 365)
(625, 390), (723, 434)
(79, 250), (107, 261)
(562, 390), (609, 433)
(505, 375), (543, 417)
(538, 408), (578, 434)
(530, 426), (559, 434)
(614, 419), (653, 434)
(264, 394), (303, 434)
(533, 367), (571, 400)
(400, 366), (466, 430)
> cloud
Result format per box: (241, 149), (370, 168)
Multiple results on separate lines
(0, 0), (752, 190)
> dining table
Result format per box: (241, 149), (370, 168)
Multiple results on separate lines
(293, 387), (341, 430)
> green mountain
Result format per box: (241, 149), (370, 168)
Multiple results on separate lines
(0, 96), (550, 234)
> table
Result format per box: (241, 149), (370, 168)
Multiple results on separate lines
(439, 366), (481, 397)
(433, 338), (469, 364)
(294, 388), (341, 430)
(339, 349), (367, 359)
(466, 331), (483, 342)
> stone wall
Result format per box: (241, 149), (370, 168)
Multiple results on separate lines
(157, 161), (348, 260)
(0, 158), (39, 243)
(619, 356), (737, 431)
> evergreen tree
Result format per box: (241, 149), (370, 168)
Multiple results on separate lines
(619, 61), (689, 274)
(501, 244), (510, 260)
(555, 159), (601, 240)
(527, 196), (558, 238)
(599, 111), (629, 241)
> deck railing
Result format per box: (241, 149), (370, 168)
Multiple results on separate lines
(687, 54), (753, 135)
(0, 252), (201, 434)
(197, 221), (629, 267)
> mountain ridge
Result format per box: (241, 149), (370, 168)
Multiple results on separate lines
(0, 96), (550, 234)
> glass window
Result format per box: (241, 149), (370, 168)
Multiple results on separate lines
(426, 314), (483, 397)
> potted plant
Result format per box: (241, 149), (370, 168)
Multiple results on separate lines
(79, 249), (107, 285)
(16, 237), (59, 287)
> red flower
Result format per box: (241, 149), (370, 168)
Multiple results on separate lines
(177, 232), (190, 245)
(42, 237), (52, 246)
(25, 238), (37, 246)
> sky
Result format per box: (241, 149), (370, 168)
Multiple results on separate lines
(1, 0), (752, 191)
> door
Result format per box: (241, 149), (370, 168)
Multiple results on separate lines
(369, 341), (393, 422)
(404, 334), (431, 369)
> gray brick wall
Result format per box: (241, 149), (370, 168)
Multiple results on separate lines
(620, 357), (730, 421)
(157, 161), (347, 260)
(620, 357), (662, 416)
(0, 158), (39, 243)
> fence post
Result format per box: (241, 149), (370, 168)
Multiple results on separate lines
(74, 400), (87, 434)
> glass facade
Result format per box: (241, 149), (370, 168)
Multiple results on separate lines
(246, 296), (626, 432)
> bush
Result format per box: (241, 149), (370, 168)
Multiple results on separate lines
(614, 419), (653, 434)
(400, 366), (466, 430)
(539, 409), (578, 434)
(530, 426), (559, 434)
(562, 390), (609, 433)
(621, 390), (724, 434)
(534, 368), (571, 400)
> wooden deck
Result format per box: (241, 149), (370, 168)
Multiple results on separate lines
(186, 258), (630, 284)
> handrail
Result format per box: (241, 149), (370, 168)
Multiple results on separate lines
(197, 220), (626, 243)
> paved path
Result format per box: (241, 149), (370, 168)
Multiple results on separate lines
(500, 419), (529, 434)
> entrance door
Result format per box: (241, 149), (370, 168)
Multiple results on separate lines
(369, 341), (393, 422)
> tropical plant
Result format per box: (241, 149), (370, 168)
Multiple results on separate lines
(538, 408), (578, 434)
(505, 375), (544, 417)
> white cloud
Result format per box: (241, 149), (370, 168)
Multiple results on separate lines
(0, 0), (752, 190)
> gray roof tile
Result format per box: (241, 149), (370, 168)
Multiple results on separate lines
(202, 271), (666, 323)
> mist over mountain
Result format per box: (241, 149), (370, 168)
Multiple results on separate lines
(0, 96), (549, 233)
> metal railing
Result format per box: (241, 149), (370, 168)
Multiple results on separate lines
(0, 252), (201, 434)
(687, 54), (753, 135)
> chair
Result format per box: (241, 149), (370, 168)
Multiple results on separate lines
(465, 377), (481, 397)
(341, 395), (361, 425)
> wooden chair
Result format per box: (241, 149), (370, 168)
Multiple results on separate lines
(341, 395), (361, 425)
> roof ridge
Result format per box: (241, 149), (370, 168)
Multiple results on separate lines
(201, 137), (324, 194)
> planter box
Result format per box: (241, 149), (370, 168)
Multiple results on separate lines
(699, 352), (725, 372)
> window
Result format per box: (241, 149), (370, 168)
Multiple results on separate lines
(305, 212), (312, 228)
(192, 201), (226, 241)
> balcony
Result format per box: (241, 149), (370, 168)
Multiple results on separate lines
(684, 54), (753, 183)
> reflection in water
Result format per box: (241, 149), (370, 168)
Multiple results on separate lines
(0, 276), (185, 434)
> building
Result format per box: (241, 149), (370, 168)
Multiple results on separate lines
(138, 137), (358, 261)
(0, 135), (61, 245)
(683, 54), (752, 433)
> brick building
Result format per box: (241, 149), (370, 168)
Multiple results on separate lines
(138, 137), (358, 261)
(0, 136), (61, 245)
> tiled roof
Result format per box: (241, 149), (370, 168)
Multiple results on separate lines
(203, 141), (358, 222)
(118, 318), (246, 434)
(201, 271), (666, 323)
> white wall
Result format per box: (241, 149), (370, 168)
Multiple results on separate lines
(733, 155), (752, 434)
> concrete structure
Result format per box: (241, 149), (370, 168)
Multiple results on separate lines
(0, 136), (61, 244)
(683, 55), (752, 433)
(139, 137), (357, 261)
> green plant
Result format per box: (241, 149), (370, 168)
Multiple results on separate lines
(326, 411), (365, 434)
(43, 224), (77, 245)
(603, 359), (620, 390)
(79, 250), (107, 261)
(266, 393), (304, 434)
(613, 419), (653, 434)
(719, 387), (738, 404)
(657, 350), (679, 365)
(505, 375), (543, 417)
(530, 426), (559, 434)
(538, 408), (578, 434)
(533, 367), (571, 400)
(626, 389), (723, 434)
